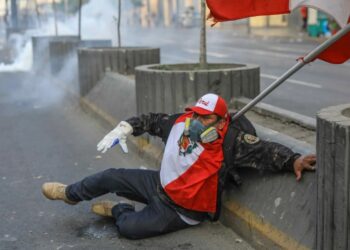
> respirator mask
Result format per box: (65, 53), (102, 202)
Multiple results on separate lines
(183, 117), (219, 143)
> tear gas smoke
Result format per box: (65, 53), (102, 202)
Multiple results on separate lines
(0, 0), (134, 108)
(0, 0), (131, 72)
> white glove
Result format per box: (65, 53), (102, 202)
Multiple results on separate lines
(97, 121), (133, 153)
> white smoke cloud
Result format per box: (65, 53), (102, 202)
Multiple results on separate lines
(0, 0), (129, 72)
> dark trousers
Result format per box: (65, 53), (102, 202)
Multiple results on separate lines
(66, 168), (191, 239)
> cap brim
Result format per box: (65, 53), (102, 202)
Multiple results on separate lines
(185, 106), (213, 115)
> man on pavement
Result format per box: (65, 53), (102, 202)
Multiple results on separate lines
(42, 93), (316, 239)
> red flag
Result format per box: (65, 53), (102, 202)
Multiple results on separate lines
(316, 20), (350, 64)
(207, 0), (289, 22)
(207, 0), (349, 27)
(206, 0), (350, 64)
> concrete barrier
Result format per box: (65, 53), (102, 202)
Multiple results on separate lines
(222, 124), (316, 249)
(49, 40), (112, 75)
(31, 35), (79, 73)
(5, 27), (26, 39)
(316, 104), (350, 250)
(78, 47), (160, 96)
(135, 63), (260, 115)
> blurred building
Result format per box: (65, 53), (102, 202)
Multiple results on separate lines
(137, 0), (201, 28)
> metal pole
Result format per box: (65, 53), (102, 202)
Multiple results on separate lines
(4, 0), (9, 27)
(246, 18), (251, 35)
(78, 0), (82, 39)
(233, 22), (350, 120)
(64, 0), (68, 21)
(10, 0), (18, 28)
(34, 0), (41, 27)
(52, 0), (58, 35)
(118, 0), (121, 47)
(199, 0), (207, 68)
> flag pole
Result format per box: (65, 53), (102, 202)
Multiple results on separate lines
(233, 23), (350, 120)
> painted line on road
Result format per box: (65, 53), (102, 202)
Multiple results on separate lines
(261, 73), (322, 89)
(208, 46), (300, 60)
(184, 49), (229, 58)
(267, 46), (310, 54)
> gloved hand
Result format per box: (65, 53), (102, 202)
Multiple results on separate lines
(97, 121), (133, 153)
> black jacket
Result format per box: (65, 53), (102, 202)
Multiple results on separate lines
(126, 113), (300, 221)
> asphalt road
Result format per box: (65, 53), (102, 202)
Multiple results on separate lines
(0, 72), (253, 250)
(127, 27), (350, 118)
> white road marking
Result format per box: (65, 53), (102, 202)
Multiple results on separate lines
(186, 47), (298, 59)
(230, 47), (297, 59)
(207, 51), (229, 58)
(267, 46), (309, 54)
(261, 73), (322, 88)
(184, 48), (229, 58)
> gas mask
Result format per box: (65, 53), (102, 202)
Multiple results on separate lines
(183, 117), (219, 143)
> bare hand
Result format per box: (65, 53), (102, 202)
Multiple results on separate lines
(293, 154), (316, 181)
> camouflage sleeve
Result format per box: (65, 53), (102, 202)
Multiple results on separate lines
(125, 113), (180, 141)
(233, 132), (301, 172)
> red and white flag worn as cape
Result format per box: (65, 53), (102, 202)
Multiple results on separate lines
(160, 112), (228, 213)
(206, 0), (350, 64)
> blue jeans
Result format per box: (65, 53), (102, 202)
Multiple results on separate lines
(66, 168), (190, 239)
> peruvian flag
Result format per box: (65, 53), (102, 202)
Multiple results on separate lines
(206, 0), (350, 64)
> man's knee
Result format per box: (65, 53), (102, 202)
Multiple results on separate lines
(92, 168), (125, 190)
(100, 168), (124, 181)
(116, 219), (144, 240)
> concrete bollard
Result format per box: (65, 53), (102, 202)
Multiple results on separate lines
(317, 104), (350, 250)
(49, 39), (112, 75)
(31, 36), (79, 73)
(135, 63), (260, 115)
(77, 47), (160, 96)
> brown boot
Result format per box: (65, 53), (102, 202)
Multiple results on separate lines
(42, 182), (78, 205)
(91, 200), (118, 217)
(91, 200), (135, 217)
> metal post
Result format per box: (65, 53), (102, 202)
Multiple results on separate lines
(52, 0), (58, 36)
(247, 18), (251, 35)
(78, 0), (82, 39)
(146, 0), (151, 27)
(199, 0), (207, 69)
(34, 0), (41, 27)
(233, 22), (350, 120)
(118, 0), (121, 47)
(4, 0), (9, 26)
(157, 0), (164, 26)
(10, 0), (18, 28)
(64, 0), (68, 21)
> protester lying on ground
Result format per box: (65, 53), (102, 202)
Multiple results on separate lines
(42, 93), (316, 239)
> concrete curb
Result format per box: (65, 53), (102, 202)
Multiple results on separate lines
(232, 97), (316, 130)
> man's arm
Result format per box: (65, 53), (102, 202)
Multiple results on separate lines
(126, 113), (181, 141)
(233, 132), (316, 180)
(233, 131), (299, 172)
(97, 113), (181, 154)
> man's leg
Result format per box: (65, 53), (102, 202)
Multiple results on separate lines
(66, 168), (159, 204)
(112, 195), (191, 239)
